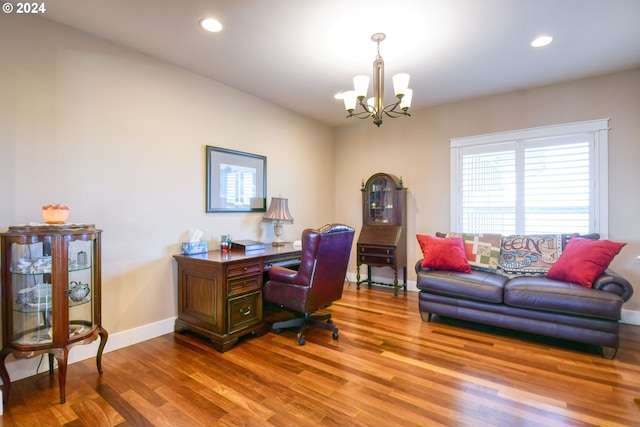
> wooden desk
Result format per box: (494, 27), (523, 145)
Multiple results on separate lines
(173, 244), (301, 352)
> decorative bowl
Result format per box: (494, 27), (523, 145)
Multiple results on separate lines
(16, 287), (34, 305)
(42, 204), (70, 224)
(68, 282), (90, 302)
(33, 283), (52, 298)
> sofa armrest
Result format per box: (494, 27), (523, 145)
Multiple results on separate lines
(592, 269), (634, 302)
(415, 259), (436, 274)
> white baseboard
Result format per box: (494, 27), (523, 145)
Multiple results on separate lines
(346, 272), (640, 326)
(3, 317), (176, 384)
(621, 308), (640, 326)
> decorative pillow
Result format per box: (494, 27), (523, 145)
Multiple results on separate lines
(447, 232), (501, 273)
(416, 234), (471, 273)
(546, 237), (626, 287)
(498, 234), (562, 277)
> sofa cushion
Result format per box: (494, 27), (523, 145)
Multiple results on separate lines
(504, 276), (623, 320)
(447, 232), (502, 273)
(416, 270), (507, 303)
(546, 237), (626, 288)
(417, 234), (471, 273)
(498, 234), (562, 277)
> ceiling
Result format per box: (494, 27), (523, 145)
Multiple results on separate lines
(38, 0), (640, 127)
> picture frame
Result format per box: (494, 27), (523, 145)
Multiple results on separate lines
(206, 146), (267, 213)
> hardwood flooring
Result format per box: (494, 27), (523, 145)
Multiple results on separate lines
(2, 283), (640, 426)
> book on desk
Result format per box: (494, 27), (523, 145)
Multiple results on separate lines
(231, 240), (266, 252)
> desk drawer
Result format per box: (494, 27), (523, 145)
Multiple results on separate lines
(358, 254), (395, 266)
(228, 274), (261, 296)
(228, 291), (262, 334)
(358, 245), (395, 256)
(227, 261), (262, 277)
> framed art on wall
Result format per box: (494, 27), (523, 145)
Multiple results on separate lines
(206, 146), (266, 213)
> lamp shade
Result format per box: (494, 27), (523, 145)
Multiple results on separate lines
(353, 75), (370, 98)
(392, 73), (410, 96)
(263, 197), (294, 223)
(400, 89), (413, 110)
(343, 91), (357, 112)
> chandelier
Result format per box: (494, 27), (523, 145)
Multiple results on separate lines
(342, 33), (413, 127)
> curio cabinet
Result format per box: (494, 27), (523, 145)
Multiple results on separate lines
(356, 173), (407, 295)
(0, 224), (107, 404)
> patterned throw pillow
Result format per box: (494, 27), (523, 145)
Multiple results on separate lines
(498, 234), (563, 277)
(448, 232), (501, 273)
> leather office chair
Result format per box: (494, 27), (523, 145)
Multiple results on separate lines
(263, 223), (355, 345)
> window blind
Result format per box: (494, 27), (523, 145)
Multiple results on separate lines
(451, 119), (608, 236)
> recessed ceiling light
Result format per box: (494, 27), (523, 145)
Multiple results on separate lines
(531, 35), (553, 48)
(199, 18), (222, 33)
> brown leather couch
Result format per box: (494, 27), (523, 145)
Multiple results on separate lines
(415, 261), (634, 358)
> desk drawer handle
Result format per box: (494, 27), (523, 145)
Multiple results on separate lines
(240, 307), (251, 316)
(386, 258), (391, 264)
(243, 267), (248, 272)
(360, 247), (365, 252)
(386, 249), (390, 254)
(361, 256), (365, 261)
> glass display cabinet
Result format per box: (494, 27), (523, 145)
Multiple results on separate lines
(356, 173), (407, 295)
(0, 224), (107, 405)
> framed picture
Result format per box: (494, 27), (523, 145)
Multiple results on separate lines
(206, 146), (267, 213)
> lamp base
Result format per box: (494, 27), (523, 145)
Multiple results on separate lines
(271, 223), (285, 246)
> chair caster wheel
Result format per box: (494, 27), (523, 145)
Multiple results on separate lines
(275, 328), (282, 334)
(327, 319), (333, 324)
(297, 337), (306, 346)
(332, 331), (339, 340)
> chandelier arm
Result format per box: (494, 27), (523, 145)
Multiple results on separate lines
(381, 99), (402, 113)
(383, 110), (411, 118)
(348, 112), (375, 120)
(358, 98), (375, 114)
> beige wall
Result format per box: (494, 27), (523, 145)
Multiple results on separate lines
(2, 13), (639, 343)
(0, 15), (335, 335)
(335, 68), (640, 314)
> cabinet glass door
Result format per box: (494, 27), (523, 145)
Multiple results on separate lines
(68, 239), (94, 339)
(367, 176), (394, 223)
(10, 237), (54, 346)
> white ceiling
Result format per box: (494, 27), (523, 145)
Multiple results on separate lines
(38, 0), (640, 127)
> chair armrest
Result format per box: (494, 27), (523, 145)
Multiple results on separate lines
(268, 265), (299, 284)
(592, 269), (634, 302)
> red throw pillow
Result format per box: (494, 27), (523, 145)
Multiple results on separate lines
(416, 234), (471, 273)
(546, 237), (626, 287)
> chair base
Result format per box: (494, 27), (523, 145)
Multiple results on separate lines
(272, 312), (338, 346)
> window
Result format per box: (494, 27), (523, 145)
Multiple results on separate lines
(450, 119), (609, 236)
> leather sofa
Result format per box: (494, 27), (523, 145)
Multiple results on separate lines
(415, 234), (634, 359)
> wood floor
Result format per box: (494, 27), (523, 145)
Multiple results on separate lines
(2, 283), (640, 426)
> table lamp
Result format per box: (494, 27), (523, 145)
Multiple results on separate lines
(263, 197), (294, 246)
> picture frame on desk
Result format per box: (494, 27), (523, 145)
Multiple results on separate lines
(205, 145), (267, 213)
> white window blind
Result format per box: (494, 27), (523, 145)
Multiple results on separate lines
(450, 119), (609, 236)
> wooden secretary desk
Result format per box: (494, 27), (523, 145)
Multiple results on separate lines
(356, 173), (407, 296)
